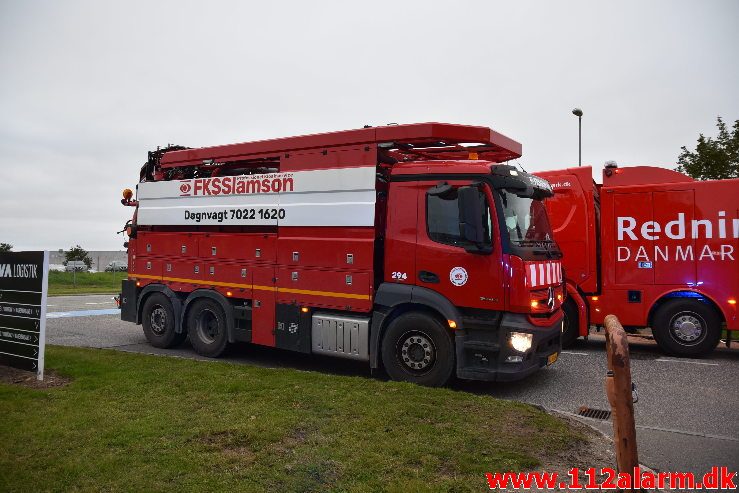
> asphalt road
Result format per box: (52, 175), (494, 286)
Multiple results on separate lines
(46, 294), (739, 477)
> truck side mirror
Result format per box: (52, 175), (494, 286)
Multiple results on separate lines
(458, 186), (492, 254)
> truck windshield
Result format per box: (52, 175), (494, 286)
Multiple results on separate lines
(498, 190), (556, 247)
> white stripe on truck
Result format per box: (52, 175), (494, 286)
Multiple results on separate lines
(526, 260), (562, 288)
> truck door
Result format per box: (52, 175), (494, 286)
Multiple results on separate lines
(414, 181), (505, 312)
(653, 190), (696, 285)
(611, 192), (655, 286)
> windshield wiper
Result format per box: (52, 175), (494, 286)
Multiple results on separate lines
(512, 239), (554, 247)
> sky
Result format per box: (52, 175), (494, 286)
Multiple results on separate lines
(1, 0), (737, 251)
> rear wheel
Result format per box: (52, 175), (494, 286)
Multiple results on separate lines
(651, 299), (721, 357)
(561, 298), (580, 348)
(141, 293), (186, 348)
(381, 312), (455, 387)
(187, 298), (229, 358)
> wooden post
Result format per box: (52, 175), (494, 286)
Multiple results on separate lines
(604, 314), (639, 477)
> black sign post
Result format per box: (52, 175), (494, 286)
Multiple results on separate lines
(0, 251), (48, 380)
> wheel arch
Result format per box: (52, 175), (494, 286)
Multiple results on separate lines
(182, 289), (237, 342)
(564, 283), (589, 337)
(647, 290), (725, 329)
(138, 284), (183, 330)
(369, 283), (460, 369)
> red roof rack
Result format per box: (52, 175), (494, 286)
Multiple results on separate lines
(159, 122), (522, 169)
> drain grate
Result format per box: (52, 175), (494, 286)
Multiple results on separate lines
(577, 406), (612, 420)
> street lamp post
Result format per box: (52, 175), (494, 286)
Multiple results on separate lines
(572, 108), (583, 166)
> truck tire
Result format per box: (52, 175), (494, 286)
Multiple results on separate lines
(142, 293), (186, 348)
(381, 312), (455, 387)
(187, 298), (229, 358)
(651, 299), (721, 357)
(561, 298), (579, 348)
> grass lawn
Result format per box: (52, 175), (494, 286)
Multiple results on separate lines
(0, 346), (585, 492)
(48, 271), (127, 296)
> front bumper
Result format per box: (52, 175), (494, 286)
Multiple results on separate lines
(455, 312), (562, 382)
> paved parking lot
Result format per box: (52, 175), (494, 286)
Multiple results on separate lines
(46, 294), (739, 477)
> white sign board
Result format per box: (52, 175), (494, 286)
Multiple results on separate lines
(0, 251), (49, 380)
(136, 167), (377, 227)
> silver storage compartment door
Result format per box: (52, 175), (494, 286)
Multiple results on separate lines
(311, 313), (370, 361)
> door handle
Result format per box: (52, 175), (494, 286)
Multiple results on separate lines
(418, 271), (440, 283)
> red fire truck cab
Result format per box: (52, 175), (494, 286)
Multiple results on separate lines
(537, 163), (738, 356)
(119, 123), (564, 386)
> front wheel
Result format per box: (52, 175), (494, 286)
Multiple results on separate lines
(187, 298), (229, 358)
(381, 312), (455, 387)
(651, 299), (721, 357)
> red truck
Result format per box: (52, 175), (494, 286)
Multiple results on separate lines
(537, 163), (738, 356)
(118, 123), (564, 386)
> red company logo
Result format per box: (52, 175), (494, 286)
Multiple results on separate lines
(174, 174), (295, 197)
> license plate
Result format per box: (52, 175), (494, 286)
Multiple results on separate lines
(547, 352), (559, 365)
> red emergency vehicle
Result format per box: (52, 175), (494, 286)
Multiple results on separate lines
(119, 123), (564, 386)
(537, 163), (738, 356)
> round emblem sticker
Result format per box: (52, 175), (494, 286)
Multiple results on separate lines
(449, 267), (468, 287)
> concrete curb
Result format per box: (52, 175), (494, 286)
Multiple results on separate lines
(550, 409), (666, 492)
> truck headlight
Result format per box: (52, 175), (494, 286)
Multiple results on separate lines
(509, 332), (533, 353)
